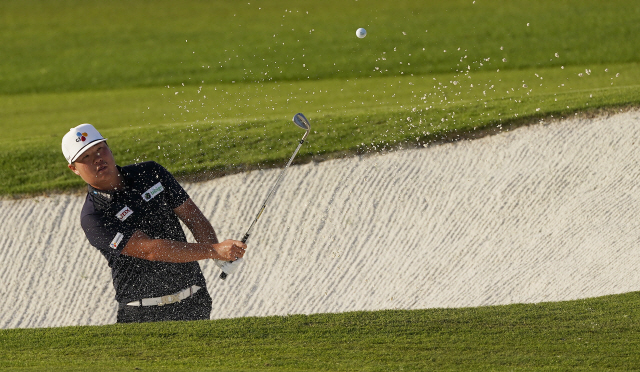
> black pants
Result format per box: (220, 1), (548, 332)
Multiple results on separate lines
(117, 287), (212, 324)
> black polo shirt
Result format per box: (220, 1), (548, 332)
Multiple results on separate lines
(80, 161), (207, 303)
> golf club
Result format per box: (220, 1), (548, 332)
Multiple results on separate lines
(219, 113), (311, 280)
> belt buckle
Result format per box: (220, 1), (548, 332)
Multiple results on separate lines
(158, 294), (181, 306)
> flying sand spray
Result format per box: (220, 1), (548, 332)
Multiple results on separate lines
(218, 113), (311, 280)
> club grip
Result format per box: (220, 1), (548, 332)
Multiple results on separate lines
(219, 259), (244, 280)
(219, 235), (248, 280)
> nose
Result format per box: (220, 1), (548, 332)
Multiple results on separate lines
(93, 152), (104, 164)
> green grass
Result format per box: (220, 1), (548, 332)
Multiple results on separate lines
(2, 61), (640, 195)
(1, 0), (639, 94)
(1, 0), (640, 195)
(2, 292), (640, 371)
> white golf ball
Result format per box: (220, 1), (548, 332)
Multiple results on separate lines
(356, 28), (367, 38)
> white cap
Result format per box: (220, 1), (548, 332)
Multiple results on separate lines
(61, 124), (107, 164)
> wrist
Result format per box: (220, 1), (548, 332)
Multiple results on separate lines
(209, 243), (218, 260)
(209, 242), (224, 261)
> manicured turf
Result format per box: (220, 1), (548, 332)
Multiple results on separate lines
(1, 0), (640, 195)
(1, 0), (639, 94)
(2, 292), (640, 371)
(2, 62), (640, 195)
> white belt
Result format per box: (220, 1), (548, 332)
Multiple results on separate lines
(126, 285), (201, 307)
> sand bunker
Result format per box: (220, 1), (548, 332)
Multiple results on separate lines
(1, 110), (639, 329)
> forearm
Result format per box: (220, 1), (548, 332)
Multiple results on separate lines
(121, 228), (246, 263)
(174, 198), (219, 244)
(190, 219), (219, 245)
(139, 239), (225, 263)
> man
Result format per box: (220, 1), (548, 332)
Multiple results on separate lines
(62, 124), (246, 323)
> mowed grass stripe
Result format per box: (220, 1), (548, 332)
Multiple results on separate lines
(1, 292), (640, 371)
(2, 63), (640, 195)
(4, 61), (639, 141)
(1, 0), (639, 94)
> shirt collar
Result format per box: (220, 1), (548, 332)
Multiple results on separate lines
(87, 165), (131, 205)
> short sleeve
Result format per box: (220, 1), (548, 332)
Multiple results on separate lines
(81, 212), (137, 256)
(152, 162), (190, 209)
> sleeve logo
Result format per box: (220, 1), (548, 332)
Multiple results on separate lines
(110, 232), (124, 249)
(115, 206), (134, 222)
(142, 182), (164, 202)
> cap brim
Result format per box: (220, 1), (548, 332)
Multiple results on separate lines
(69, 138), (108, 163)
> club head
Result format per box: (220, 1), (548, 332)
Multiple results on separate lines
(293, 113), (311, 131)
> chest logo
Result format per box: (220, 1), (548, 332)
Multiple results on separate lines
(142, 182), (164, 202)
(116, 206), (134, 222)
(110, 232), (124, 249)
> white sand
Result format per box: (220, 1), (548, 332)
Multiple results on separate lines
(1, 110), (639, 329)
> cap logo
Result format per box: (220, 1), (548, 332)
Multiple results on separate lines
(76, 132), (89, 142)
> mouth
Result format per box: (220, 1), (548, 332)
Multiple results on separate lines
(97, 164), (108, 173)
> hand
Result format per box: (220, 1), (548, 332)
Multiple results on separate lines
(212, 239), (247, 261)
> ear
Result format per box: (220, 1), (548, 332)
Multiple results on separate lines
(68, 163), (80, 176)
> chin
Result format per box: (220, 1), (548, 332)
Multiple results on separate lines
(91, 167), (112, 181)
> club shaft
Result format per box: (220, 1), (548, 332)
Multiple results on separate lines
(242, 138), (305, 243)
(220, 113), (309, 281)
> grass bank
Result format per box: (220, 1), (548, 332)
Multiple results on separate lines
(2, 292), (640, 371)
(2, 62), (639, 195)
(1, 0), (640, 196)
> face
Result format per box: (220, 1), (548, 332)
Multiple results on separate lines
(68, 143), (122, 190)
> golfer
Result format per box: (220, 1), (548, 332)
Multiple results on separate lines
(62, 124), (246, 323)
